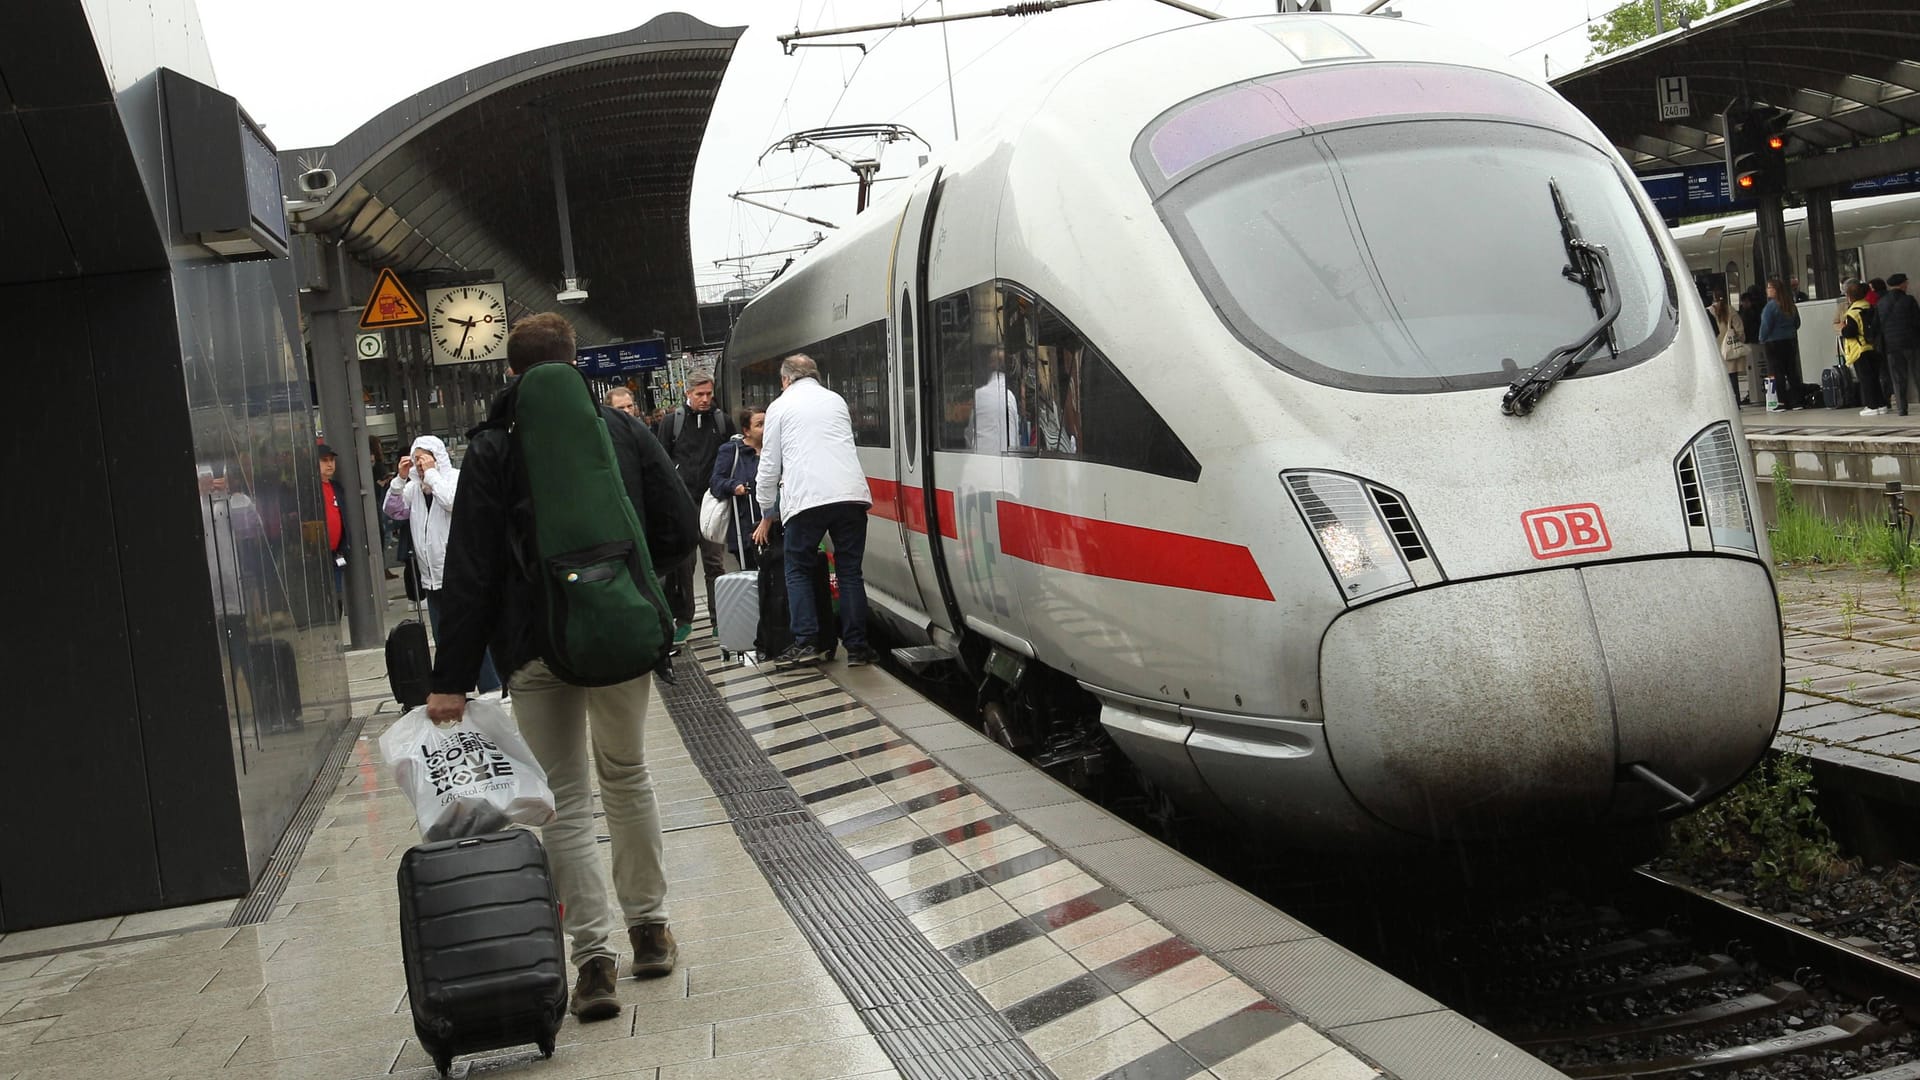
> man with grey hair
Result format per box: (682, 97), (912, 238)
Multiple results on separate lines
(606, 385), (640, 417)
(655, 369), (733, 641)
(752, 354), (877, 668)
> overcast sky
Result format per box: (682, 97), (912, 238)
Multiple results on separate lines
(194, 0), (1612, 302)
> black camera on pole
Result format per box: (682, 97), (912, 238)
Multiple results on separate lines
(1723, 101), (1789, 195)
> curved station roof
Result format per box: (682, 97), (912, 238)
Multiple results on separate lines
(288, 13), (743, 345)
(1552, 0), (1920, 185)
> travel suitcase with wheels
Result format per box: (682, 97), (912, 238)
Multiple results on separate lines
(713, 496), (759, 658)
(387, 561), (431, 709)
(397, 829), (567, 1077)
(1822, 366), (1843, 409)
(714, 570), (759, 656)
(754, 530), (838, 661)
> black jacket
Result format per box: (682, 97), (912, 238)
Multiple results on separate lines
(429, 378), (699, 694)
(656, 403), (733, 499)
(1879, 290), (1920, 350)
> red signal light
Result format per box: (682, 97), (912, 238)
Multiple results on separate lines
(1737, 174), (1755, 189)
(1767, 135), (1785, 150)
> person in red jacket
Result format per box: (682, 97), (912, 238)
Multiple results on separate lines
(318, 443), (348, 613)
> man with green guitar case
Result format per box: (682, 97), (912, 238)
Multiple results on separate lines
(426, 312), (697, 1023)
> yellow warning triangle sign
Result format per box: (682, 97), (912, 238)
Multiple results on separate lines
(358, 267), (425, 329)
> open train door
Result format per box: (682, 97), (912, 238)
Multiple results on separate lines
(888, 168), (960, 646)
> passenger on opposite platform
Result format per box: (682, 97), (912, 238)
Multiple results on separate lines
(1878, 273), (1920, 416)
(384, 435), (501, 693)
(1760, 277), (1804, 410)
(1739, 287), (1766, 405)
(1713, 295), (1745, 401)
(424, 312), (698, 1023)
(654, 370), (734, 642)
(709, 409), (766, 572)
(751, 354), (877, 670)
(1843, 280), (1891, 417)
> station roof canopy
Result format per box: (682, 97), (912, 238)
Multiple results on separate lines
(1551, 0), (1920, 187)
(286, 13), (743, 346)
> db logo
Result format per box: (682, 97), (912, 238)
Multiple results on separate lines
(1522, 503), (1612, 560)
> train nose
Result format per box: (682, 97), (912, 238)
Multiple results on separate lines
(1318, 557), (1782, 841)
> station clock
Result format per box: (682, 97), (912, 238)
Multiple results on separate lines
(426, 282), (510, 365)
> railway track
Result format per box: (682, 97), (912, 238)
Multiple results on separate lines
(891, 660), (1920, 1077)
(1436, 869), (1920, 1079)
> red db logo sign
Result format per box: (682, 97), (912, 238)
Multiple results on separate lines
(1522, 503), (1612, 560)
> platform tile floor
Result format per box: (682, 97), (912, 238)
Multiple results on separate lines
(0, 627), (1380, 1080)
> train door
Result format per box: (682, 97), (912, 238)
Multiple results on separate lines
(890, 170), (959, 643)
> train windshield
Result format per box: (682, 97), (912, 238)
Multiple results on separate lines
(1137, 66), (1676, 393)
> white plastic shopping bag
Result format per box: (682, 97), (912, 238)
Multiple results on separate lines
(380, 699), (557, 841)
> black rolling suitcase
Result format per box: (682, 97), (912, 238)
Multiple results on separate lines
(398, 830), (567, 1076)
(1822, 367), (1844, 409)
(387, 619), (430, 709)
(754, 530), (837, 660)
(388, 560), (431, 709)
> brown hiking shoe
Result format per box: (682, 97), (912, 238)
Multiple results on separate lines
(570, 956), (621, 1022)
(628, 922), (678, 978)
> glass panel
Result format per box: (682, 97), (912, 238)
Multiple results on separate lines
(901, 290), (918, 464)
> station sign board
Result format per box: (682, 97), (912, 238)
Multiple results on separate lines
(1639, 164), (1920, 223)
(575, 338), (668, 378)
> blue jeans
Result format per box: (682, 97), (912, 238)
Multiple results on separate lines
(783, 502), (869, 650)
(425, 589), (502, 694)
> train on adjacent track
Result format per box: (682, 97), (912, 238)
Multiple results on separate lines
(721, 13), (1783, 849)
(1671, 189), (1920, 304)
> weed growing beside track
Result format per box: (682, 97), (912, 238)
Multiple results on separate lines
(1770, 464), (1920, 574)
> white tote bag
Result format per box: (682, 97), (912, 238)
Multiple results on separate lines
(380, 699), (557, 841)
(698, 489), (731, 544)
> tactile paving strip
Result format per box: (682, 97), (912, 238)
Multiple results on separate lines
(659, 664), (1053, 1080)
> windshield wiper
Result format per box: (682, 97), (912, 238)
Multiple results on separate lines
(1502, 179), (1622, 417)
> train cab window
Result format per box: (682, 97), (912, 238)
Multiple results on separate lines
(1135, 65), (1678, 393)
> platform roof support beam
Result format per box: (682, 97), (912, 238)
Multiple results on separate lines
(1805, 188), (1840, 301)
(1754, 195), (1791, 295)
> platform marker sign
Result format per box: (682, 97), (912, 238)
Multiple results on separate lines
(355, 333), (385, 359)
(358, 267), (425, 329)
(1657, 76), (1690, 121)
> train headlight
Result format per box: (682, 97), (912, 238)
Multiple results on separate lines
(1284, 471), (1438, 602)
(1675, 422), (1756, 553)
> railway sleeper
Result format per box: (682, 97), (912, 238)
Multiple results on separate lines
(1509, 979), (1810, 1048)
(1490, 952), (1742, 1013)
(1558, 1011), (1904, 1079)
(1541, 927), (1690, 969)
(1854, 1062), (1920, 1080)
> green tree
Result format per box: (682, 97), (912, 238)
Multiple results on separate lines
(1587, 0), (1744, 59)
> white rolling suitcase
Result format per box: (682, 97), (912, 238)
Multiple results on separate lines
(712, 495), (759, 658)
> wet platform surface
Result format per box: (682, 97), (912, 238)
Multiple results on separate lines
(1777, 568), (1920, 813)
(0, 614), (1555, 1080)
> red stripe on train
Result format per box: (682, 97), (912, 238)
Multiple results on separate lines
(866, 478), (957, 539)
(997, 500), (1275, 601)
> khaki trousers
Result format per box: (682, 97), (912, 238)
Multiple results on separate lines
(508, 659), (667, 965)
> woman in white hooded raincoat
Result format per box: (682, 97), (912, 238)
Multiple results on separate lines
(385, 435), (501, 693)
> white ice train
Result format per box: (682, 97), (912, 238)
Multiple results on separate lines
(721, 14), (1783, 848)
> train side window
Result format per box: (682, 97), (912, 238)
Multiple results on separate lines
(933, 283), (1002, 452)
(852, 320), (889, 447)
(1029, 296), (1200, 481)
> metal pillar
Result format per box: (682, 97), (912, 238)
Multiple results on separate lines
(1805, 187), (1839, 300)
(1753, 194), (1791, 289)
(308, 250), (383, 648)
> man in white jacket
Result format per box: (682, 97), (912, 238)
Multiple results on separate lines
(751, 354), (877, 668)
(385, 434), (501, 693)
